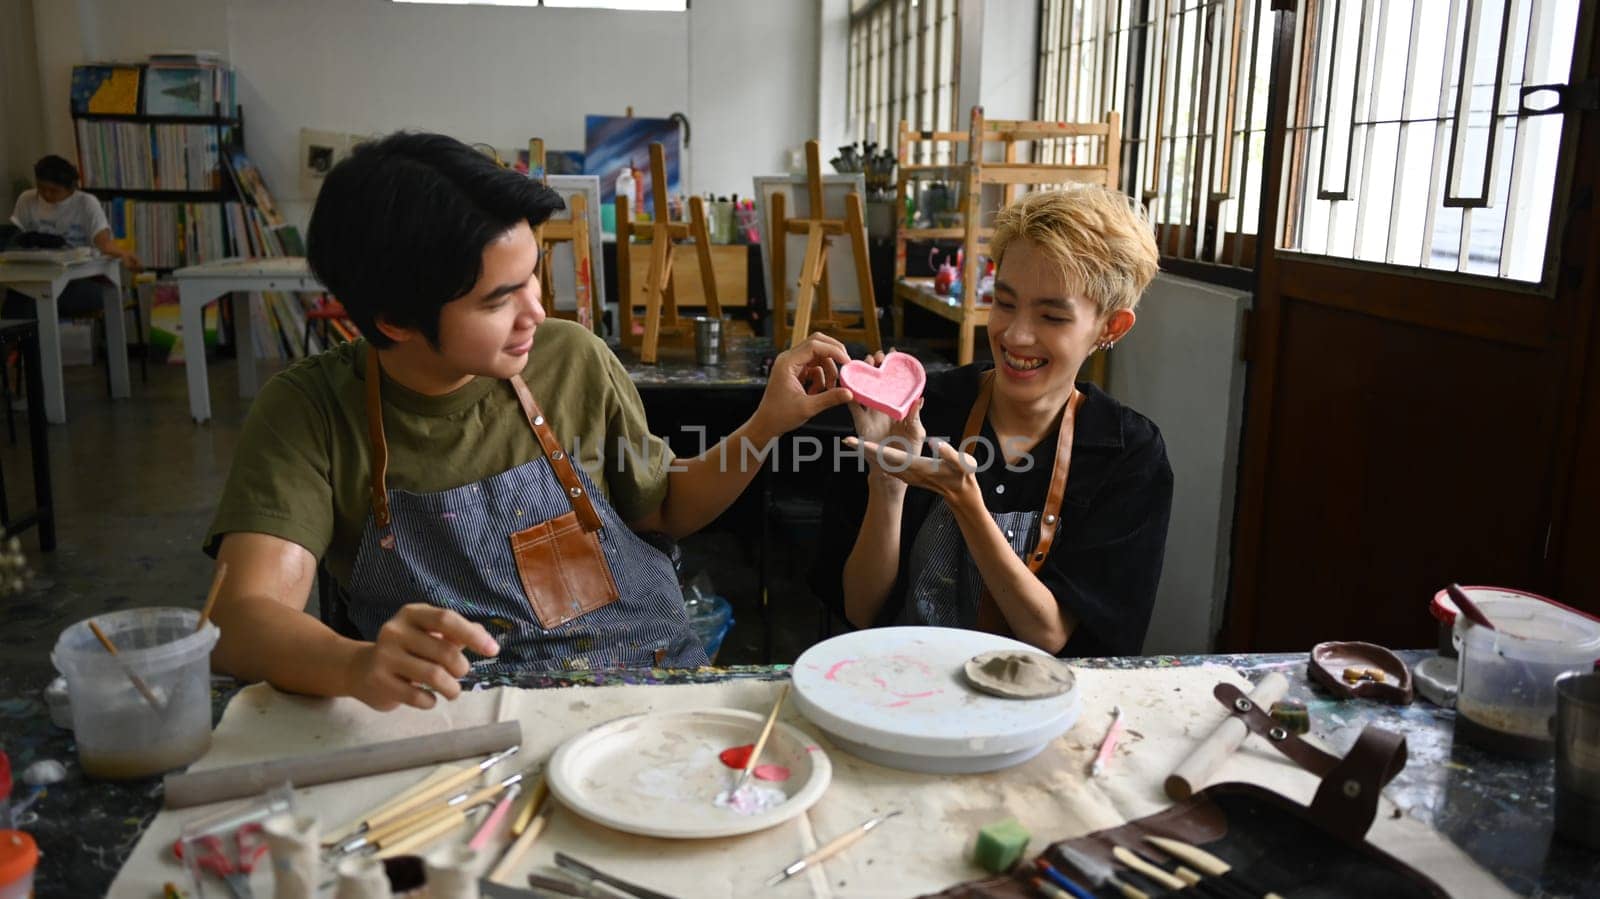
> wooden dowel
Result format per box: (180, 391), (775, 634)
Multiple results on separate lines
(1164, 673), (1289, 800)
(489, 808), (549, 884)
(163, 720), (521, 808)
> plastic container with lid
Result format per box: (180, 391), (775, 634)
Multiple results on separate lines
(0, 830), (37, 899)
(51, 607), (220, 780)
(1435, 586), (1600, 759)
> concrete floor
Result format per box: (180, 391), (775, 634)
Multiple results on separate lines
(0, 355), (832, 707)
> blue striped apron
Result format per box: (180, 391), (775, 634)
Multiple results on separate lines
(902, 371), (1081, 634)
(343, 348), (707, 671)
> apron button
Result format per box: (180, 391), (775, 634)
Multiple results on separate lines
(994, 484), (1006, 494)
(1044, 514), (1057, 525)
(1005, 529), (1015, 540)
(1033, 551), (1045, 562)
(534, 415), (546, 426)
(552, 450), (565, 460)
(569, 486), (583, 498)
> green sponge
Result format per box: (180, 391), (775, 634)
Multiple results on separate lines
(974, 818), (1031, 873)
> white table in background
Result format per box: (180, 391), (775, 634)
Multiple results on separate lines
(0, 253), (128, 424)
(173, 257), (326, 423)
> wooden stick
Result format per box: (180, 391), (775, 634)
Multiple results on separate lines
(367, 781), (508, 850)
(1164, 673), (1289, 800)
(489, 806), (550, 883)
(1112, 846), (1185, 891)
(377, 807), (467, 859)
(87, 620), (165, 711)
(733, 684), (790, 794)
(510, 775), (548, 837)
(196, 561), (228, 631)
(163, 721), (521, 808)
(324, 764), (464, 847)
(360, 746), (516, 833)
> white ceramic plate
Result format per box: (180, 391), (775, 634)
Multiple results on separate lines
(545, 707), (832, 839)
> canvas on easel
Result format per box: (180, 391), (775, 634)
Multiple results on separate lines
(544, 174), (607, 332)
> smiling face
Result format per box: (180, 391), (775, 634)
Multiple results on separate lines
(988, 238), (1128, 405)
(380, 220), (546, 390)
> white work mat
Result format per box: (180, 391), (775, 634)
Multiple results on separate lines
(108, 667), (1515, 898)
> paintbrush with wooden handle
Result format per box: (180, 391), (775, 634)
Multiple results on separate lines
(731, 683), (790, 796)
(87, 620), (166, 712)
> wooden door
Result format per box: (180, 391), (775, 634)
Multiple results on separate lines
(1226, 0), (1599, 650)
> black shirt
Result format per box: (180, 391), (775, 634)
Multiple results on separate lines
(812, 363), (1174, 657)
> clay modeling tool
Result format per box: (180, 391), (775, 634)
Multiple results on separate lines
(765, 809), (902, 886)
(164, 722), (521, 808)
(87, 619), (166, 712)
(731, 684), (790, 797)
(1146, 836), (1284, 899)
(1031, 877), (1077, 899)
(468, 782), (522, 851)
(489, 771), (553, 876)
(323, 764), (466, 848)
(509, 773), (548, 836)
(1032, 859), (1096, 899)
(340, 770), (525, 854)
(1165, 673), (1289, 800)
(196, 561), (228, 631)
(1111, 846), (1185, 891)
(350, 745), (520, 837)
(1446, 583), (1496, 630)
(525, 873), (610, 899)
(1089, 705), (1126, 776)
(554, 853), (681, 899)
(1050, 846), (1149, 899)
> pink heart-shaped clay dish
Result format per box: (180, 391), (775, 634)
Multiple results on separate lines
(839, 351), (927, 421)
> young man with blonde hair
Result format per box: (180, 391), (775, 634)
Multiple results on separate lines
(816, 185), (1173, 656)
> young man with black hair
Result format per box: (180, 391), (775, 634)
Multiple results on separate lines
(4, 155), (141, 319)
(205, 132), (854, 711)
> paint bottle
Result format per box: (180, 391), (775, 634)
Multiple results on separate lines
(0, 830), (36, 899)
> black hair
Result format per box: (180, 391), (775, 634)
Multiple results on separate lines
(33, 155), (79, 189)
(305, 131), (564, 349)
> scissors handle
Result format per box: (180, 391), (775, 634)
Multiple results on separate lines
(233, 823), (268, 874)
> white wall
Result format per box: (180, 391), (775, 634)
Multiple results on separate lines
(32, 0), (819, 228)
(1106, 273), (1252, 655)
(1, 0), (47, 209)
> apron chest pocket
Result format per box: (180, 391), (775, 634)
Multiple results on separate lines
(509, 511), (621, 628)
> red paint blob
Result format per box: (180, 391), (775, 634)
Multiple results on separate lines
(719, 744), (754, 769)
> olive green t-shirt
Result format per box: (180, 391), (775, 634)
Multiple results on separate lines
(204, 319), (673, 589)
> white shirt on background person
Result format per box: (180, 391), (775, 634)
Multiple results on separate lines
(9, 188), (111, 249)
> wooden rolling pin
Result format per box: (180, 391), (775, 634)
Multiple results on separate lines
(164, 720), (522, 808)
(1164, 672), (1289, 800)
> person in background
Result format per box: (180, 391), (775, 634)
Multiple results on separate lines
(4, 154), (141, 320)
(815, 187), (1173, 657)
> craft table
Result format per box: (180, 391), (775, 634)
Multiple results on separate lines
(0, 254), (127, 423)
(4, 652), (1596, 898)
(173, 257), (326, 424)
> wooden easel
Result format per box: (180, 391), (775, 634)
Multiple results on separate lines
(770, 140), (881, 352)
(527, 139), (601, 332)
(615, 142), (720, 364)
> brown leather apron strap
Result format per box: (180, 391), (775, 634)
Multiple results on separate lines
(963, 370), (1082, 634)
(365, 346), (393, 530)
(507, 375), (605, 534)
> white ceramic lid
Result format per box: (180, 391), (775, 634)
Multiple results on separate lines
(791, 627), (1080, 759)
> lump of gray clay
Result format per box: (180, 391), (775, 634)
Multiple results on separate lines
(963, 650), (1076, 699)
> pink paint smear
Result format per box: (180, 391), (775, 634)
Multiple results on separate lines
(717, 744), (791, 782)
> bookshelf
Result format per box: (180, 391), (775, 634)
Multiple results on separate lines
(69, 62), (325, 365)
(68, 63), (246, 271)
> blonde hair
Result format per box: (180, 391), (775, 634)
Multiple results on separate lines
(989, 186), (1159, 316)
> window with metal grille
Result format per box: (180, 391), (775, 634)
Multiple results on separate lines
(848, 0), (962, 164)
(1036, 0), (1275, 269)
(1280, 0), (1582, 283)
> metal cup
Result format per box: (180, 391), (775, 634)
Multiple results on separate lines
(1554, 670), (1600, 849)
(692, 316), (721, 366)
